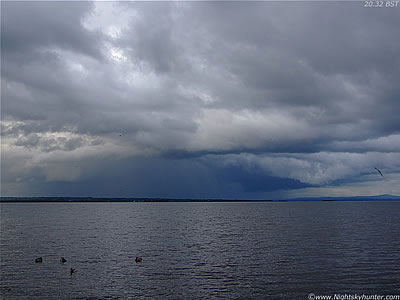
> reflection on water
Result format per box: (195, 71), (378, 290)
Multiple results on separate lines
(1, 202), (399, 299)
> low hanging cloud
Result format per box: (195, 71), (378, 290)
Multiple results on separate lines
(1, 1), (399, 198)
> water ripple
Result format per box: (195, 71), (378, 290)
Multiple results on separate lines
(1, 202), (399, 299)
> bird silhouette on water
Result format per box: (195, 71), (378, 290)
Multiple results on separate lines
(135, 257), (142, 263)
(70, 268), (76, 275)
(60, 257), (67, 263)
(35, 257), (42, 263)
(374, 167), (384, 177)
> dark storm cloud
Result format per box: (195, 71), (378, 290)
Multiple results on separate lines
(213, 164), (312, 193)
(178, 2), (400, 136)
(1, 1), (101, 60)
(1, 1), (400, 197)
(121, 3), (183, 73)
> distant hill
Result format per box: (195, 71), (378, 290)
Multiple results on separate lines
(286, 194), (400, 201)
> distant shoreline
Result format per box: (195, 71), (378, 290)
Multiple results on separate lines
(1, 195), (400, 203)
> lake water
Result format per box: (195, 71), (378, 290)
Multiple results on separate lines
(1, 202), (399, 299)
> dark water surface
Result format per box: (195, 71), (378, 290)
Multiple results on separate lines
(1, 202), (399, 299)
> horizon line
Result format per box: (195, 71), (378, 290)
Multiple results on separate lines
(1, 194), (400, 203)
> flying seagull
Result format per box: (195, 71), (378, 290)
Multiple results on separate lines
(374, 167), (383, 177)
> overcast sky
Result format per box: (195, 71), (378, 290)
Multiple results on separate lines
(1, 1), (399, 199)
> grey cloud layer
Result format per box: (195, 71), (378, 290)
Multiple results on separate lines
(1, 2), (399, 197)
